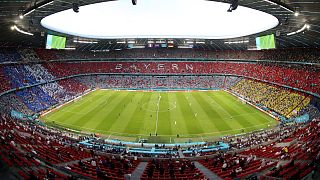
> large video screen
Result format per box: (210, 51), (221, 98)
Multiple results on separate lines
(46, 34), (66, 49)
(256, 34), (276, 50)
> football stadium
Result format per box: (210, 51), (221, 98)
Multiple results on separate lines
(0, 0), (319, 180)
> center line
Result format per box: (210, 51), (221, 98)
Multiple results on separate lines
(154, 93), (161, 134)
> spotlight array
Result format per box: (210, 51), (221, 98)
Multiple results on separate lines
(10, 25), (34, 36)
(287, 24), (310, 36)
(72, 3), (79, 13)
(227, 0), (238, 12)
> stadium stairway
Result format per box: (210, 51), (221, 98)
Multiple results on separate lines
(131, 162), (148, 179)
(178, 149), (185, 158)
(194, 162), (222, 180)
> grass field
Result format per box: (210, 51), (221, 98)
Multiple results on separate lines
(42, 90), (278, 143)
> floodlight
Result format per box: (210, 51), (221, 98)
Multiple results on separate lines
(73, 3), (79, 13)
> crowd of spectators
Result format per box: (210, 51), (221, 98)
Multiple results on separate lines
(18, 48), (40, 62)
(15, 87), (57, 113)
(0, 93), (33, 115)
(0, 59), (318, 97)
(0, 47), (318, 63)
(31, 48), (320, 63)
(142, 159), (204, 179)
(199, 152), (275, 179)
(0, 63), (88, 113)
(0, 103), (319, 179)
(0, 47), (319, 179)
(0, 48), (22, 63)
(76, 75), (226, 90)
(0, 61), (316, 122)
(31, 61), (320, 96)
(66, 155), (138, 179)
(0, 65), (11, 93)
(231, 79), (310, 118)
(26, 64), (76, 103)
(295, 104), (320, 120)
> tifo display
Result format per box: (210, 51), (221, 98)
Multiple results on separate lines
(0, 48), (319, 180)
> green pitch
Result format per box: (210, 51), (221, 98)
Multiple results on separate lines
(42, 90), (277, 142)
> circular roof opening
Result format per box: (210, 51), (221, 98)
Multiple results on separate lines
(41, 0), (279, 39)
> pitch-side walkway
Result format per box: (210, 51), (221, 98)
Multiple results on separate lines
(194, 162), (222, 180)
(131, 162), (148, 179)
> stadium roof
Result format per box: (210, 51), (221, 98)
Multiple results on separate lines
(0, 0), (319, 51)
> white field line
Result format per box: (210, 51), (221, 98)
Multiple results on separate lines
(40, 88), (93, 117)
(154, 94), (161, 134)
(45, 90), (276, 138)
(51, 120), (273, 137)
(225, 90), (278, 120)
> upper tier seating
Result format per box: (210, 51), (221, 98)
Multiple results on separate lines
(0, 60), (318, 97)
(0, 65), (11, 93)
(15, 87), (58, 113)
(0, 48), (22, 62)
(33, 48), (320, 63)
(39, 61), (320, 96)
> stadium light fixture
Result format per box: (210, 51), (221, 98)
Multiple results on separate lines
(262, 0), (293, 13)
(131, 45), (145, 49)
(224, 40), (249, 44)
(91, 49), (110, 52)
(227, 0), (238, 12)
(287, 24), (309, 36)
(73, 39), (98, 44)
(195, 41), (205, 44)
(38, 0), (54, 9)
(64, 47), (76, 50)
(24, 9), (35, 17)
(22, 0), (54, 17)
(306, 24), (310, 29)
(73, 3), (79, 13)
(178, 45), (193, 49)
(294, 11), (299, 17)
(11, 25), (34, 36)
